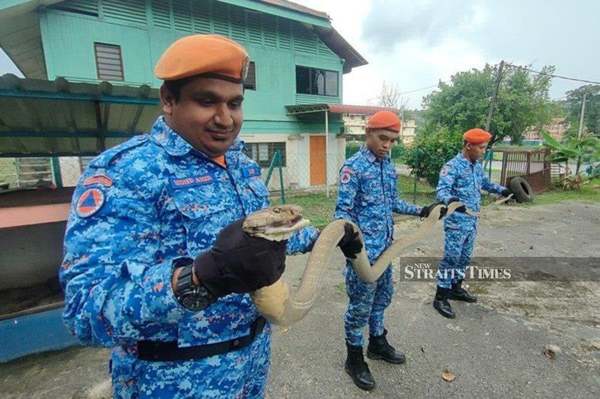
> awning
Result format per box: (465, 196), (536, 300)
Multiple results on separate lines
(286, 103), (399, 116)
(0, 74), (161, 157)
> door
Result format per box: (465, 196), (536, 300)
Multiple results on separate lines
(309, 136), (326, 186)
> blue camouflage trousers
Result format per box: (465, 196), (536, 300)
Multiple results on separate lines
(111, 327), (271, 399)
(437, 228), (476, 289)
(344, 264), (393, 347)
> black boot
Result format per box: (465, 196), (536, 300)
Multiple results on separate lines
(345, 343), (376, 391)
(433, 286), (455, 318)
(367, 329), (406, 364)
(448, 280), (477, 302)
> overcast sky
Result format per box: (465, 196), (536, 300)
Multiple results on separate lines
(1, 0), (598, 109)
(299, 0), (600, 108)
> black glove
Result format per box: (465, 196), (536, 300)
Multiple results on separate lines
(447, 196), (467, 213)
(500, 188), (512, 197)
(419, 201), (447, 219)
(193, 219), (287, 297)
(337, 223), (363, 259)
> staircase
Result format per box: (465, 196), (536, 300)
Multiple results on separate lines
(15, 158), (54, 188)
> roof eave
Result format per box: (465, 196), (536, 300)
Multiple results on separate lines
(0, 0), (62, 20)
(314, 26), (368, 73)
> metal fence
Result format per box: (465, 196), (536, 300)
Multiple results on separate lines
(496, 148), (552, 193)
(261, 148), (346, 199)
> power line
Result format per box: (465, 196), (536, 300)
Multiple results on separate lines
(506, 63), (600, 85)
(397, 84), (438, 95)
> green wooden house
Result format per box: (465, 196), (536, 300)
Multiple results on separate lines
(0, 0), (367, 189)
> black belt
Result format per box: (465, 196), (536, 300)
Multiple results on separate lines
(136, 316), (266, 362)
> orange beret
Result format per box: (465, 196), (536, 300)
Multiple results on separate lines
(366, 111), (401, 132)
(155, 34), (249, 82)
(463, 128), (492, 144)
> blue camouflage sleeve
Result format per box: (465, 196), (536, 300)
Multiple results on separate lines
(437, 162), (457, 204)
(334, 165), (358, 221)
(481, 171), (506, 194)
(286, 226), (320, 254)
(60, 171), (186, 347)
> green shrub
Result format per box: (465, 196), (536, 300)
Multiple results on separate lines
(405, 127), (463, 186)
(346, 141), (406, 161)
(345, 142), (362, 159)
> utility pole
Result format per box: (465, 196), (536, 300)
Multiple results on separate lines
(484, 60), (505, 179)
(577, 92), (588, 140)
(400, 107), (405, 143)
(575, 92), (587, 175)
(485, 60), (505, 134)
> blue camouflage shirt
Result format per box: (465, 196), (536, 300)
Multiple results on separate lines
(334, 146), (421, 262)
(437, 152), (506, 230)
(60, 116), (318, 349)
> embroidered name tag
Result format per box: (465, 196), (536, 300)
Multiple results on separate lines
(170, 174), (214, 188)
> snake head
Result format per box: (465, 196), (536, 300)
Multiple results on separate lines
(243, 205), (310, 240)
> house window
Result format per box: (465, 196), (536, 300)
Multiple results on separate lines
(94, 43), (124, 81)
(244, 62), (256, 90)
(296, 66), (338, 96)
(244, 142), (286, 167)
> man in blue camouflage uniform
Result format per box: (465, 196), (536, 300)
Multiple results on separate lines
(334, 111), (440, 391)
(433, 128), (511, 319)
(60, 35), (319, 398)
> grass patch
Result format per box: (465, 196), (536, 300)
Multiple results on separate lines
(282, 176), (599, 230)
(528, 178), (600, 206)
(279, 176), (437, 229)
(285, 192), (336, 229)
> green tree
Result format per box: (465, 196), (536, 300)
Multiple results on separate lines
(404, 127), (463, 187)
(422, 63), (555, 144)
(564, 85), (600, 138)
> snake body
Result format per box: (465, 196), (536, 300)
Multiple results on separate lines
(246, 202), (469, 326)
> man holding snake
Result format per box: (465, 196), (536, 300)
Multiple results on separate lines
(60, 34), (329, 398)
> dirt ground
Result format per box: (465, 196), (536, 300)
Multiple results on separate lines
(1, 200), (599, 398)
(392, 200), (600, 370)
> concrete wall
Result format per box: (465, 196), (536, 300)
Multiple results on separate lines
(240, 132), (345, 190)
(0, 221), (66, 290)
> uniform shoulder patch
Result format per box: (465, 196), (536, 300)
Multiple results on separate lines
(440, 164), (450, 177)
(76, 188), (105, 218)
(340, 166), (354, 184)
(84, 173), (113, 187)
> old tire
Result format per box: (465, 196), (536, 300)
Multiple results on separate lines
(509, 177), (533, 203)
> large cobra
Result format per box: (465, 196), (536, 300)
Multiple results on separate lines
(245, 202), (471, 327)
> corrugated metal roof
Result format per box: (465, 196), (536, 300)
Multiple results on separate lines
(286, 103), (399, 116)
(258, 0), (330, 20)
(0, 74), (161, 157)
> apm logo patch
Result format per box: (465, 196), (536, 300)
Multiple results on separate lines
(76, 188), (105, 218)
